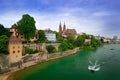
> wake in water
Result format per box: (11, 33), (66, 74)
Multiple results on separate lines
(88, 60), (101, 72)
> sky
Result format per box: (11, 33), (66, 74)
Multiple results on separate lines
(0, 0), (120, 38)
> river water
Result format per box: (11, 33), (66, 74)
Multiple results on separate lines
(13, 44), (120, 80)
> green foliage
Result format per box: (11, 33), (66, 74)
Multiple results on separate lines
(22, 40), (27, 44)
(24, 47), (38, 55)
(0, 35), (8, 54)
(66, 35), (76, 49)
(67, 35), (75, 45)
(58, 33), (102, 51)
(59, 40), (69, 51)
(46, 45), (55, 53)
(91, 36), (101, 48)
(80, 45), (94, 50)
(74, 34), (90, 47)
(67, 41), (74, 49)
(59, 39), (74, 51)
(0, 24), (11, 37)
(17, 14), (36, 41)
(56, 32), (64, 42)
(75, 35), (85, 47)
(80, 34), (90, 39)
(38, 30), (46, 42)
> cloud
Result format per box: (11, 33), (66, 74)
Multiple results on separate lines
(0, 9), (103, 35)
(92, 11), (111, 16)
(0, 0), (120, 38)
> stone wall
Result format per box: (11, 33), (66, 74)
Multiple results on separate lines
(0, 47), (79, 74)
(23, 43), (60, 52)
(48, 48), (79, 59)
(0, 55), (9, 69)
(0, 55), (10, 74)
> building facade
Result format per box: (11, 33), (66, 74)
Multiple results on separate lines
(8, 36), (23, 64)
(45, 29), (56, 42)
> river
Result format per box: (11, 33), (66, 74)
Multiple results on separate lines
(12, 44), (120, 80)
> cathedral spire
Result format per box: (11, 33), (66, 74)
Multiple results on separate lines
(63, 22), (66, 32)
(59, 21), (62, 34)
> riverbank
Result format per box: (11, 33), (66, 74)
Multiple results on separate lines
(7, 44), (120, 80)
(0, 47), (79, 80)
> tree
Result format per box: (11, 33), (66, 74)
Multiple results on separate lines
(46, 45), (55, 53)
(38, 30), (46, 42)
(0, 24), (11, 37)
(75, 35), (85, 47)
(24, 47), (38, 55)
(59, 40), (69, 51)
(67, 35), (76, 45)
(0, 35), (8, 54)
(17, 14), (36, 41)
(91, 36), (101, 48)
(80, 34), (90, 39)
(56, 32), (64, 42)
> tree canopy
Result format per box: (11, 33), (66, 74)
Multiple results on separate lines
(0, 35), (8, 54)
(46, 45), (55, 53)
(91, 36), (101, 48)
(17, 14), (36, 41)
(23, 47), (38, 55)
(59, 34), (102, 51)
(56, 32), (64, 42)
(38, 30), (46, 42)
(0, 24), (11, 37)
(59, 40), (69, 51)
(75, 35), (85, 47)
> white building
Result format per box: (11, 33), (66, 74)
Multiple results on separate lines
(45, 29), (56, 42)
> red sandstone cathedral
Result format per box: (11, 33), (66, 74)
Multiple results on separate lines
(59, 22), (77, 37)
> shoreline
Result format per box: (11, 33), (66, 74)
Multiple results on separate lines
(0, 47), (80, 80)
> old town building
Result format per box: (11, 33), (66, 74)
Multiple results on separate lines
(8, 36), (23, 64)
(9, 24), (38, 42)
(44, 29), (56, 42)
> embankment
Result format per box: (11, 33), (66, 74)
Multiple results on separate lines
(0, 47), (80, 80)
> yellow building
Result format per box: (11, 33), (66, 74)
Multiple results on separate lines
(8, 36), (23, 64)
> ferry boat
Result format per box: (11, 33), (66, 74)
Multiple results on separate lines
(88, 60), (100, 71)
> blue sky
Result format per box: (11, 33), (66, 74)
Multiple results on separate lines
(0, 0), (120, 38)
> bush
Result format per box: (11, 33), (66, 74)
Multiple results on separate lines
(0, 35), (8, 54)
(22, 40), (27, 44)
(24, 47), (38, 55)
(59, 40), (69, 51)
(46, 45), (55, 53)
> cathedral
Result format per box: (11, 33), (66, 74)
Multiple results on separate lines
(59, 22), (77, 37)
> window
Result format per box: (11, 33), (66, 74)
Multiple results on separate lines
(13, 46), (15, 49)
(18, 46), (20, 48)
(13, 51), (15, 54)
(18, 50), (20, 53)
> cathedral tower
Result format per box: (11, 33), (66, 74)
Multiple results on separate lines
(59, 22), (62, 34)
(63, 22), (66, 32)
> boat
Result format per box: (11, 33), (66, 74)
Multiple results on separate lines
(88, 60), (100, 72)
(110, 48), (114, 50)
